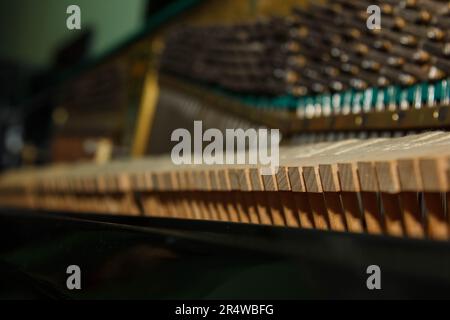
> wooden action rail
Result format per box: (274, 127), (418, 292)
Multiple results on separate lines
(1, 131), (450, 240)
(160, 74), (450, 136)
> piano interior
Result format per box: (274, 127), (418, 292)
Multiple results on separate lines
(0, 0), (450, 300)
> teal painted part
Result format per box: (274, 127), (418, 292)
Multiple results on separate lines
(398, 87), (406, 107)
(422, 82), (429, 102)
(183, 77), (450, 112)
(407, 85), (415, 103)
(436, 80), (443, 101)
(315, 95), (323, 109)
(371, 87), (379, 107)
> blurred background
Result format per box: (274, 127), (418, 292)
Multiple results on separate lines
(0, 0), (300, 171)
(0, 0), (146, 67)
(0, 0), (184, 170)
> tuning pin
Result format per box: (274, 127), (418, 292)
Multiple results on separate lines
(399, 88), (410, 110)
(427, 82), (436, 108)
(413, 84), (423, 109)
(352, 91), (363, 114)
(362, 87), (374, 112)
(314, 95), (323, 117)
(305, 97), (315, 119)
(443, 79), (450, 105)
(375, 87), (386, 112)
(322, 94), (332, 116)
(387, 86), (397, 111)
(332, 92), (342, 115)
(427, 27), (446, 42)
(296, 98), (305, 119)
(341, 90), (353, 115)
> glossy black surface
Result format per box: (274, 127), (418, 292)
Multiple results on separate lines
(1, 208), (450, 299)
